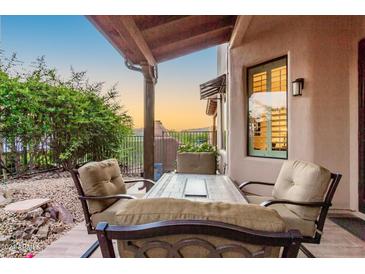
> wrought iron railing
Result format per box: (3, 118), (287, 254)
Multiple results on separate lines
(0, 130), (216, 179)
(116, 131), (217, 177)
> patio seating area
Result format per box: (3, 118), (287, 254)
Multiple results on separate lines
(32, 158), (361, 258)
(3, 15), (365, 259)
(35, 180), (365, 258)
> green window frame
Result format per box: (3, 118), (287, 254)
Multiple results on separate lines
(247, 56), (288, 159)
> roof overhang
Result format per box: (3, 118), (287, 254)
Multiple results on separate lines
(88, 15), (238, 65)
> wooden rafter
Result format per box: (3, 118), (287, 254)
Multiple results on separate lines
(143, 16), (235, 49)
(229, 15), (252, 49)
(133, 15), (189, 30)
(119, 16), (156, 66)
(88, 15), (237, 65)
(153, 27), (232, 62)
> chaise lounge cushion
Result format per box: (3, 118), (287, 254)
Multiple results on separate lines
(272, 160), (331, 221)
(246, 195), (316, 237)
(93, 197), (287, 257)
(78, 159), (126, 214)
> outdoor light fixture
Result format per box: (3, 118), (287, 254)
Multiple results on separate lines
(292, 78), (304, 96)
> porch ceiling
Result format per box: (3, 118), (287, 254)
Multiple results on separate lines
(88, 15), (238, 65)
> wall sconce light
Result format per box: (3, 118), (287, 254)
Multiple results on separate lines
(292, 78), (304, 96)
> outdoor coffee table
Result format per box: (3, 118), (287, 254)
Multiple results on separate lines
(144, 173), (248, 204)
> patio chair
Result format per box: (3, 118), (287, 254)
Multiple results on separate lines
(94, 198), (303, 258)
(70, 159), (155, 235)
(239, 160), (342, 257)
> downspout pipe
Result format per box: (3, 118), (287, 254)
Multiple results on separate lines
(124, 59), (158, 84)
(124, 59), (142, 72)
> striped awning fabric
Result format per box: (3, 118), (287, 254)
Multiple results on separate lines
(200, 74), (226, 99)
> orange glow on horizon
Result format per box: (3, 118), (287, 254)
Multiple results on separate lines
(119, 85), (212, 131)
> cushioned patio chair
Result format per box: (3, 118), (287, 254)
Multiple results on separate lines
(70, 159), (155, 234)
(239, 160), (342, 257)
(94, 198), (303, 258)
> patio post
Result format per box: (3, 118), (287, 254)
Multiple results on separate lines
(141, 62), (157, 180)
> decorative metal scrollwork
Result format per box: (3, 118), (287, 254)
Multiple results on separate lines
(123, 237), (270, 258)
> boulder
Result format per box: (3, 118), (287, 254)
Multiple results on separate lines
(22, 227), (37, 240)
(0, 235), (11, 246)
(44, 207), (57, 220)
(0, 194), (12, 207)
(4, 198), (50, 213)
(4, 189), (17, 198)
(32, 216), (47, 228)
(52, 223), (65, 234)
(36, 225), (49, 239)
(25, 208), (43, 219)
(0, 193), (5, 202)
(50, 203), (74, 224)
(13, 230), (23, 239)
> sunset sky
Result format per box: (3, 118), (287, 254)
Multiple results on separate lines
(0, 15), (217, 130)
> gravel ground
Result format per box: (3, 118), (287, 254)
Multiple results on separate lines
(0, 171), (83, 258)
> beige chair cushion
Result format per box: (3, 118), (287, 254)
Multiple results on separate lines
(78, 159), (126, 214)
(246, 195), (316, 237)
(177, 152), (216, 174)
(272, 160), (331, 221)
(91, 199), (128, 227)
(94, 198), (287, 258)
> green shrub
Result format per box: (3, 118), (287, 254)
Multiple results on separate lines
(178, 143), (216, 154)
(0, 54), (133, 170)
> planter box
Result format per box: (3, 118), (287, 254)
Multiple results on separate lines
(176, 152), (216, 174)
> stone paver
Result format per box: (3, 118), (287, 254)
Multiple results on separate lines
(4, 198), (50, 213)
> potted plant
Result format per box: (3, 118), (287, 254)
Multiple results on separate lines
(176, 143), (217, 174)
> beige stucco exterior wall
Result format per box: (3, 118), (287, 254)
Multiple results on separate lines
(221, 16), (365, 210)
(216, 44), (229, 173)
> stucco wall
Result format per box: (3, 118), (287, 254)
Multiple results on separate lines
(216, 44), (229, 173)
(223, 16), (365, 210)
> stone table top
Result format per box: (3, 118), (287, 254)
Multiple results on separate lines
(144, 173), (247, 204)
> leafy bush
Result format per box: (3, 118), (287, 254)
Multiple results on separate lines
(178, 143), (216, 154)
(0, 53), (133, 170)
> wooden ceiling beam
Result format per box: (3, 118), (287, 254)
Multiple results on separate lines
(229, 15), (253, 49)
(153, 27), (232, 62)
(89, 15), (238, 65)
(143, 16), (236, 49)
(133, 15), (189, 30)
(116, 16), (156, 66)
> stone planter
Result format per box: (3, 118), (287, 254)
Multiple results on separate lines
(176, 152), (216, 174)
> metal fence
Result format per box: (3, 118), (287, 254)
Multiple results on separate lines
(118, 135), (144, 177)
(0, 130), (216, 179)
(106, 131), (217, 177)
(1, 138), (58, 179)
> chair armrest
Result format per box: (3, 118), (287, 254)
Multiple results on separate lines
(124, 179), (155, 192)
(260, 199), (330, 208)
(78, 194), (137, 201)
(238, 181), (275, 191)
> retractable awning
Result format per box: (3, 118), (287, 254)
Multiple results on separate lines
(200, 74), (226, 100)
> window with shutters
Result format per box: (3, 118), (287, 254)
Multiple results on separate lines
(247, 57), (288, 159)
